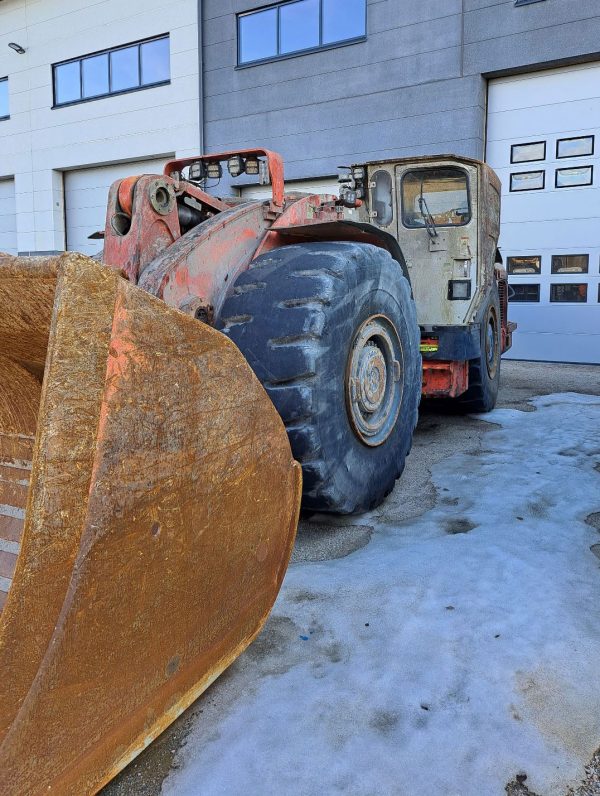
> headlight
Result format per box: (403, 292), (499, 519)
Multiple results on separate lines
(245, 157), (260, 175)
(188, 161), (206, 181)
(206, 161), (223, 179)
(227, 155), (245, 178)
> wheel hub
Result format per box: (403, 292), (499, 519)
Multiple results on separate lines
(346, 316), (404, 447)
(356, 344), (387, 412)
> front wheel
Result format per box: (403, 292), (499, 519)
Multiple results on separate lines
(457, 286), (501, 412)
(219, 242), (422, 514)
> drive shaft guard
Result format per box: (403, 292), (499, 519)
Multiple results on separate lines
(0, 253), (301, 795)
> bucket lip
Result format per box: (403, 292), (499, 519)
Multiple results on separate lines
(0, 254), (60, 277)
(0, 251), (101, 279)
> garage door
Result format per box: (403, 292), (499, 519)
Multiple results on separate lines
(487, 63), (600, 364)
(239, 177), (338, 200)
(0, 178), (17, 255)
(64, 158), (170, 256)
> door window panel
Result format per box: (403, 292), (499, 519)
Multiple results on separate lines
(507, 256), (541, 275)
(509, 284), (540, 302)
(555, 166), (593, 188)
(550, 284), (588, 303)
(510, 171), (545, 191)
(401, 168), (470, 229)
(557, 136), (594, 159)
(551, 254), (589, 274)
(511, 141), (545, 163)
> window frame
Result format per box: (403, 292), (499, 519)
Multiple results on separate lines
(237, 0), (367, 67)
(400, 166), (472, 230)
(549, 283), (588, 303)
(52, 34), (170, 109)
(507, 255), (541, 275)
(509, 170), (545, 192)
(510, 141), (546, 164)
(508, 283), (541, 303)
(0, 77), (8, 121)
(555, 165), (593, 189)
(550, 254), (589, 275)
(556, 135), (595, 159)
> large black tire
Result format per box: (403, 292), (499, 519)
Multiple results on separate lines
(456, 286), (501, 413)
(219, 241), (421, 514)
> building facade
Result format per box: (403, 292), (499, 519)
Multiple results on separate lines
(203, 0), (600, 364)
(1, 0), (599, 362)
(0, 0), (200, 257)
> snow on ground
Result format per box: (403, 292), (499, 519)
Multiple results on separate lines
(161, 393), (600, 796)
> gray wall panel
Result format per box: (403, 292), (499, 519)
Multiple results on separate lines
(201, 0), (600, 180)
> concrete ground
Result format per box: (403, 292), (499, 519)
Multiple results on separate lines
(102, 360), (600, 796)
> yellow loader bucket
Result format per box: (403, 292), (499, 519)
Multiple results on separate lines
(0, 253), (301, 795)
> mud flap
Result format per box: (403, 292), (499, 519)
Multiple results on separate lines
(0, 253), (301, 795)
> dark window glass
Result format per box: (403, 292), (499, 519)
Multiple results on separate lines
(551, 254), (589, 274)
(0, 79), (8, 118)
(550, 284), (587, 303)
(110, 46), (139, 92)
(238, 0), (366, 64)
(82, 53), (109, 98)
(402, 168), (470, 229)
(511, 141), (545, 164)
(509, 283), (540, 302)
(54, 61), (81, 104)
(53, 36), (169, 107)
(555, 166), (593, 188)
(140, 37), (170, 85)
(510, 171), (544, 191)
(507, 256), (541, 275)
(280, 0), (320, 53)
(322, 0), (366, 44)
(371, 170), (393, 227)
(239, 9), (278, 63)
(557, 136), (594, 159)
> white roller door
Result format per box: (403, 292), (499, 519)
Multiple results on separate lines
(0, 178), (17, 255)
(64, 157), (170, 256)
(238, 177), (338, 200)
(487, 63), (600, 364)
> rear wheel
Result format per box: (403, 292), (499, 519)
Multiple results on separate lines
(457, 286), (501, 412)
(219, 241), (421, 514)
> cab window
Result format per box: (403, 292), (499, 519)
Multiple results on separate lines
(401, 167), (471, 229)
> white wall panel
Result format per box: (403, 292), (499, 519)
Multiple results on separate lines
(0, 179), (18, 255)
(0, 0), (199, 254)
(64, 157), (170, 255)
(488, 63), (600, 364)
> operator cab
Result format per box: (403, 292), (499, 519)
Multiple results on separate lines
(339, 154), (501, 330)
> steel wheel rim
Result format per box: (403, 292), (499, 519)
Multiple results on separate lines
(346, 315), (404, 447)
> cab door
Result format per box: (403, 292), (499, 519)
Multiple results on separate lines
(394, 162), (479, 326)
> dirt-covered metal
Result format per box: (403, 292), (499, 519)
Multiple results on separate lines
(0, 253), (301, 796)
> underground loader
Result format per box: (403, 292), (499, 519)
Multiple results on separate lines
(0, 148), (513, 794)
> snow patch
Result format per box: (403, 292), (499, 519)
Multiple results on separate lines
(162, 394), (600, 796)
